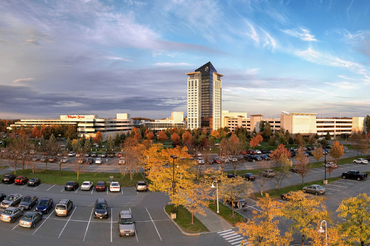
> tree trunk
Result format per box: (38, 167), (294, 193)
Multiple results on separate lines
(302, 176), (304, 186)
(301, 234), (305, 246)
(191, 212), (194, 224)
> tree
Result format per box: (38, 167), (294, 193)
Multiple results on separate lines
(171, 132), (181, 147)
(282, 191), (330, 246)
(122, 137), (143, 181)
(31, 126), (41, 138)
(329, 140), (344, 164)
(182, 131), (193, 148)
(71, 157), (89, 181)
(157, 131), (167, 141)
(337, 193), (370, 246)
(229, 134), (240, 155)
(325, 132), (331, 140)
(270, 144), (292, 189)
(107, 135), (114, 154)
(66, 137), (72, 151)
(250, 134), (263, 149)
(365, 115), (370, 133)
(211, 130), (220, 138)
(94, 131), (103, 146)
(84, 138), (91, 153)
(294, 133), (304, 146)
(219, 175), (252, 217)
(72, 139), (82, 153)
(134, 132), (141, 140)
(308, 135), (316, 145)
(312, 146), (323, 163)
(268, 136), (276, 146)
(65, 125), (77, 139)
(238, 194), (292, 245)
(114, 133), (121, 146)
(294, 147), (310, 185)
(307, 223), (346, 246)
(146, 131), (155, 141)
(263, 122), (272, 139)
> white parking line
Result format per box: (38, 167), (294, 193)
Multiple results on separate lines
(74, 187), (80, 193)
(121, 189), (123, 195)
(32, 210), (55, 235)
(46, 184), (55, 191)
(106, 189), (108, 195)
(58, 206), (77, 238)
(8, 183), (15, 187)
(325, 187), (340, 191)
(20, 185), (26, 189)
(145, 207), (162, 241)
(83, 207), (94, 241)
(110, 208), (113, 243)
(12, 223), (20, 230)
(60, 188), (64, 193)
(90, 189), (93, 195)
(33, 184), (42, 190)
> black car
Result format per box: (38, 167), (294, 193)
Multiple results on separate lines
(87, 157), (93, 164)
(2, 174), (16, 184)
(260, 154), (270, 161)
(64, 181), (79, 191)
(227, 173), (237, 178)
(35, 197), (53, 214)
(94, 198), (109, 219)
(241, 173), (256, 181)
(290, 168), (299, 173)
(27, 178), (41, 186)
(19, 195), (38, 210)
(0, 193), (6, 202)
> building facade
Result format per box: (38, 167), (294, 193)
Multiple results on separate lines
(186, 62), (223, 131)
(143, 112), (186, 131)
(10, 113), (133, 140)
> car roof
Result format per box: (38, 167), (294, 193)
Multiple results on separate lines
(5, 207), (17, 211)
(40, 197), (51, 201)
(58, 199), (69, 204)
(96, 198), (106, 203)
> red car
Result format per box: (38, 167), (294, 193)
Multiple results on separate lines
(15, 175), (28, 185)
(95, 181), (106, 191)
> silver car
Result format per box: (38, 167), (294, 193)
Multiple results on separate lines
(118, 210), (135, 237)
(1, 194), (22, 208)
(1, 207), (24, 223)
(135, 181), (148, 192)
(19, 211), (43, 228)
(303, 184), (326, 195)
(81, 181), (93, 191)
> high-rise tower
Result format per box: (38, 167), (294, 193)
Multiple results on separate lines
(186, 62), (223, 131)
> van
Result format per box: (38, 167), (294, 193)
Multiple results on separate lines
(55, 199), (74, 217)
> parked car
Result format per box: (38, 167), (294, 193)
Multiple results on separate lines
(64, 181), (79, 191)
(35, 197), (53, 214)
(77, 158), (86, 164)
(62, 157), (69, 163)
(27, 178), (41, 186)
(0, 193), (6, 202)
(48, 157), (55, 163)
(119, 157), (125, 165)
(40, 156), (47, 162)
(19, 211), (43, 228)
(241, 173), (256, 181)
(280, 191), (304, 201)
(261, 169), (275, 178)
(135, 181), (148, 192)
(118, 210), (135, 237)
(95, 158), (102, 164)
(32, 156), (40, 162)
(110, 182), (121, 192)
(101, 153), (107, 158)
(342, 170), (367, 181)
(96, 181), (107, 191)
(68, 152), (75, 157)
(2, 174), (16, 184)
(323, 162), (337, 168)
(15, 176), (28, 185)
(19, 195), (38, 210)
(1, 207), (24, 223)
(108, 153), (115, 158)
(94, 198), (109, 219)
(55, 199), (74, 217)
(302, 184), (326, 195)
(1, 194), (22, 208)
(81, 181), (93, 191)
(260, 154), (270, 161)
(227, 173), (237, 178)
(91, 152), (97, 157)
(84, 152), (90, 157)
(353, 158), (368, 164)
(87, 157), (93, 164)
(225, 198), (247, 208)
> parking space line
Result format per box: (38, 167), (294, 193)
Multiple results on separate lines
(12, 223), (19, 230)
(32, 210), (55, 235)
(325, 187), (340, 191)
(106, 189), (108, 195)
(8, 183), (15, 187)
(58, 206), (77, 238)
(20, 185), (26, 189)
(46, 184), (55, 191)
(145, 207), (162, 241)
(33, 184), (42, 190)
(90, 189), (93, 195)
(74, 187), (80, 193)
(121, 189), (123, 195)
(110, 208), (113, 243)
(83, 207), (94, 241)
(60, 188), (64, 192)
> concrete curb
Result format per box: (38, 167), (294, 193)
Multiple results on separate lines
(162, 207), (211, 236)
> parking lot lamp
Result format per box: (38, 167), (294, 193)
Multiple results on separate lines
(211, 180), (219, 213)
(170, 155), (177, 212)
(318, 220), (327, 245)
(323, 145), (327, 185)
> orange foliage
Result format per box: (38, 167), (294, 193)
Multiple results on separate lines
(134, 132), (142, 140)
(211, 130), (220, 138)
(157, 131), (167, 141)
(171, 132), (181, 145)
(146, 131), (155, 140)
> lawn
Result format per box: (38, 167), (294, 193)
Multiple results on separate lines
(164, 205), (209, 233)
(208, 201), (246, 226)
(10, 169), (144, 186)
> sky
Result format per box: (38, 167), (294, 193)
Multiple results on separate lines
(0, 0), (370, 120)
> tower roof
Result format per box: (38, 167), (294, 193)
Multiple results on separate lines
(195, 61), (217, 73)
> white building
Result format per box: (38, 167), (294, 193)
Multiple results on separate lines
(144, 112), (186, 130)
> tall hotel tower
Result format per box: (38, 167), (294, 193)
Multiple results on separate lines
(186, 62), (223, 131)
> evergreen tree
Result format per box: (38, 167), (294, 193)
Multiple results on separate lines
(66, 137), (72, 151)
(365, 115), (370, 133)
(325, 132), (331, 140)
(84, 138), (91, 153)
(268, 136), (276, 146)
(49, 134), (56, 144)
(114, 133), (120, 146)
(107, 135), (114, 154)
(40, 136), (46, 152)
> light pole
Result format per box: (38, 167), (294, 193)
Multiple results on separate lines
(323, 145), (327, 185)
(318, 220), (327, 245)
(170, 155), (177, 212)
(211, 180), (219, 213)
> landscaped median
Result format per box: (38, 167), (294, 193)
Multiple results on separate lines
(208, 201), (247, 226)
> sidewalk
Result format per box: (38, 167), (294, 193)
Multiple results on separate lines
(193, 206), (234, 233)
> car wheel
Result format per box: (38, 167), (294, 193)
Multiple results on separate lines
(32, 223), (36, 228)
(357, 177), (361, 181)
(315, 192), (319, 196)
(342, 175), (346, 179)
(45, 209), (48, 214)
(11, 217), (15, 223)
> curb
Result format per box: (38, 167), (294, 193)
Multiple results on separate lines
(162, 207), (211, 236)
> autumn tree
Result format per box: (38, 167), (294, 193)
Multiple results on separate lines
(350, 130), (363, 156)
(294, 133), (305, 146)
(220, 138), (229, 156)
(146, 131), (155, 141)
(31, 126), (41, 138)
(282, 191), (330, 246)
(66, 137), (72, 151)
(94, 131), (103, 146)
(270, 144), (292, 189)
(157, 131), (167, 141)
(182, 131), (193, 149)
(71, 156), (89, 181)
(229, 133), (240, 155)
(134, 132), (141, 140)
(171, 132), (181, 147)
(329, 140), (344, 164)
(84, 138), (91, 153)
(250, 134), (263, 149)
(122, 137), (143, 181)
(306, 224), (346, 246)
(107, 135), (114, 154)
(294, 147), (310, 185)
(65, 125), (77, 139)
(312, 146), (323, 163)
(238, 194), (292, 245)
(358, 134), (370, 156)
(211, 130), (220, 138)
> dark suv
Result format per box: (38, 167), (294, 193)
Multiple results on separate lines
(2, 174), (16, 184)
(64, 181), (79, 191)
(55, 199), (74, 217)
(94, 198), (109, 219)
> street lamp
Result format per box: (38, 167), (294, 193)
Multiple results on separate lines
(211, 180), (219, 214)
(170, 155), (177, 212)
(323, 145), (328, 185)
(318, 220), (327, 245)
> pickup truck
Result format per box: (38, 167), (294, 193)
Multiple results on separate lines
(342, 170), (367, 181)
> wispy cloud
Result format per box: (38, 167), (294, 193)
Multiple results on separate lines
(12, 78), (34, 84)
(155, 62), (191, 67)
(324, 81), (358, 90)
(104, 56), (130, 62)
(282, 28), (317, 41)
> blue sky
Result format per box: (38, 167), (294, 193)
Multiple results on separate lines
(0, 0), (369, 120)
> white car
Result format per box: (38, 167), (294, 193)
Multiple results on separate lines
(323, 162), (337, 168)
(81, 181), (93, 191)
(95, 158), (102, 164)
(110, 182), (121, 192)
(198, 157), (205, 164)
(68, 152), (75, 157)
(62, 157), (69, 163)
(353, 158), (368, 164)
(119, 157), (125, 165)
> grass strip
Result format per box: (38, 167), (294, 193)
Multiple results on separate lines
(165, 205), (209, 233)
(208, 201), (246, 226)
(9, 169), (143, 186)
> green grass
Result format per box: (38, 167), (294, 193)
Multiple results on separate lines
(208, 201), (247, 226)
(11, 169), (144, 186)
(253, 177), (341, 199)
(164, 205), (209, 233)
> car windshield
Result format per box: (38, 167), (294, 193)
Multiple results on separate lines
(3, 210), (13, 215)
(56, 205), (66, 210)
(66, 182), (74, 185)
(96, 203), (106, 209)
(111, 183), (119, 187)
(120, 218), (133, 224)
(82, 182), (89, 185)
(30, 178), (36, 181)
(39, 200), (49, 206)
(22, 197), (32, 202)
(316, 186), (324, 189)
(22, 215), (33, 221)
(138, 182), (146, 185)
(5, 196), (15, 201)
